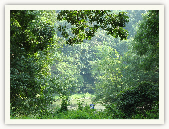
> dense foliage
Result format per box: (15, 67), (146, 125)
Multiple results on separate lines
(57, 10), (129, 44)
(10, 10), (159, 119)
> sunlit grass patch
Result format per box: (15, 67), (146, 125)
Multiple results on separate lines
(52, 93), (104, 111)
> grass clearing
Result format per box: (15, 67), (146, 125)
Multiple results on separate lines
(52, 93), (105, 111)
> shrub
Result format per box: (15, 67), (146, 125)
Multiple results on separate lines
(115, 82), (159, 118)
(103, 82), (159, 119)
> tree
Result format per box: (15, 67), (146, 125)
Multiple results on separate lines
(10, 10), (58, 116)
(57, 10), (129, 45)
(124, 10), (146, 38)
(106, 10), (159, 118)
(50, 51), (82, 111)
(89, 44), (122, 104)
(133, 10), (159, 74)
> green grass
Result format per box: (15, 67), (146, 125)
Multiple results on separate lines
(52, 93), (105, 111)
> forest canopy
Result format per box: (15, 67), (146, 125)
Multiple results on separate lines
(10, 10), (159, 119)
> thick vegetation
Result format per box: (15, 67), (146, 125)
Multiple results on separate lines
(10, 10), (159, 119)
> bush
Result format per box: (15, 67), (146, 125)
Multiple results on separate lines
(51, 104), (109, 119)
(103, 82), (159, 119)
(132, 101), (159, 119)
